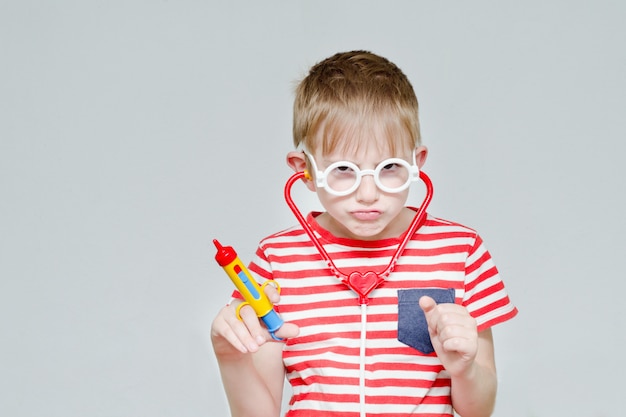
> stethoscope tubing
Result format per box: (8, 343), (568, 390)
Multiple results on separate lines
(283, 170), (434, 284)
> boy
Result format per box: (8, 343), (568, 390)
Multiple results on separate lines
(211, 50), (517, 417)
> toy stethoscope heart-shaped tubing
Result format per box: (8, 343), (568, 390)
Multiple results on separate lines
(284, 169), (434, 305)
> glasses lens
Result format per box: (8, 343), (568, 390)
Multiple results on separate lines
(377, 161), (411, 192)
(326, 163), (358, 193)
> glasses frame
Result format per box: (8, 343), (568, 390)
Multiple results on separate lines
(300, 146), (421, 197)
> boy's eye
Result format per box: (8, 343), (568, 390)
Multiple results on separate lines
(382, 162), (399, 171)
(335, 165), (354, 173)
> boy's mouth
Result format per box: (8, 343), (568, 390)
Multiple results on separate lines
(351, 210), (381, 221)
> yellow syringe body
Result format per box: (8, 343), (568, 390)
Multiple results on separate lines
(213, 239), (283, 338)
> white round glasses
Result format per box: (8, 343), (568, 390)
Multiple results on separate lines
(301, 147), (420, 196)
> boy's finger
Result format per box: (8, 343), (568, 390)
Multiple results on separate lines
(419, 295), (439, 331)
(419, 295), (437, 314)
(274, 322), (300, 340)
(263, 283), (281, 303)
(235, 304), (266, 343)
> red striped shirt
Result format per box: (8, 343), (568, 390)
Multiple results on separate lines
(245, 211), (517, 416)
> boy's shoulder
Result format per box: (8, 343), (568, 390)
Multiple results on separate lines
(407, 208), (478, 236)
(257, 223), (308, 248)
(423, 213), (477, 232)
(418, 213), (486, 251)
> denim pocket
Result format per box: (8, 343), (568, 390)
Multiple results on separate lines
(397, 288), (456, 354)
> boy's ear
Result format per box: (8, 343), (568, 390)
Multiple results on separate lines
(286, 151), (316, 191)
(286, 151), (307, 172)
(414, 146), (428, 169)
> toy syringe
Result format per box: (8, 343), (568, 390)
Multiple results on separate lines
(213, 239), (283, 340)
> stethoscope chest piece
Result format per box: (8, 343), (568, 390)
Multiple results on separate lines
(345, 271), (386, 305)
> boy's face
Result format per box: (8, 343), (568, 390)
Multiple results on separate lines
(289, 136), (427, 241)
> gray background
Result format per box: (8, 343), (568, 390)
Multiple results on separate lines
(1, 1), (624, 416)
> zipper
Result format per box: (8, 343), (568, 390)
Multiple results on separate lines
(359, 303), (367, 417)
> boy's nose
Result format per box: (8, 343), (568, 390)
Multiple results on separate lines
(355, 174), (379, 203)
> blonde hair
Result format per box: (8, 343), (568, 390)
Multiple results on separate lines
(293, 51), (421, 156)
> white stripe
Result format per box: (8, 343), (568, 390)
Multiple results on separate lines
(359, 304), (367, 417)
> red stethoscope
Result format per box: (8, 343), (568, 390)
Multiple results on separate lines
(284, 169), (434, 305)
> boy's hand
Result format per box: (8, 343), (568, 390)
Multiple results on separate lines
(211, 283), (299, 357)
(419, 295), (478, 378)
